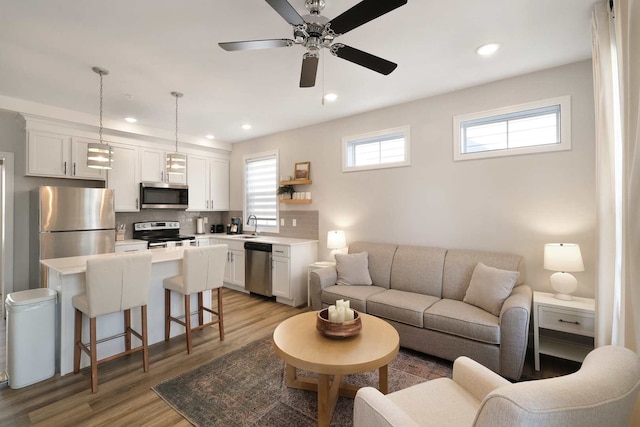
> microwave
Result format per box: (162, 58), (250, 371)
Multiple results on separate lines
(140, 182), (189, 209)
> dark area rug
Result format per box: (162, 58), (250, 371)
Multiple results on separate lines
(153, 335), (452, 427)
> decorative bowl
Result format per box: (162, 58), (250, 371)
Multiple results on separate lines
(316, 308), (362, 338)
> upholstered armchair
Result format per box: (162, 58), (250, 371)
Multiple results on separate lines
(354, 345), (640, 427)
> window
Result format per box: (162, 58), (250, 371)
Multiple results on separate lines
(342, 126), (410, 172)
(453, 96), (571, 161)
(244, 151), (278, 231)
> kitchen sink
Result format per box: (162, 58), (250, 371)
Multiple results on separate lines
(231, 235), (259, 239)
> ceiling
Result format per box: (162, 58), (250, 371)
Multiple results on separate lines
(0, 0), (597, 144)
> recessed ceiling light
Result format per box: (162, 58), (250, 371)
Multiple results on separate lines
(323, 93), (338, 102)
(206, 134), (215, 140)
(242, 124), (252, 130)
(476, 43), (500, 56)
(124, 117), (137, 123)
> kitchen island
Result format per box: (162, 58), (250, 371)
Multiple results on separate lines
(42, 247), (216, 376)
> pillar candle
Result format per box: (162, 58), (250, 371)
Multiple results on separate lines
(345, 308), (354, 321)
(336, 306), (346, 322)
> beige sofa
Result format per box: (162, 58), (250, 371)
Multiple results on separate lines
(309, 242), (532, 380)
(353, 345), (640, 427)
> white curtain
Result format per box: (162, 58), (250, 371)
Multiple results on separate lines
(592, 0), (640, 422)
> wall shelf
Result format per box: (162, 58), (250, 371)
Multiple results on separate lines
(280, 199), (312, 204)
(280, 179), (312, 185)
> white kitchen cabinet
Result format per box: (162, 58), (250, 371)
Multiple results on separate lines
(195, 236), (211, 247)
(272, 254), (290, 299)
(115, 241), (148, 253)
(221, 240), (245, 290)
(107, 143), (140, 212)
(272, 243), (317, 307)
(140, 147), (165, 183)
(140, 147), (186, 185)
(187, 155), (229, 211)
(27, 130), (105, 180)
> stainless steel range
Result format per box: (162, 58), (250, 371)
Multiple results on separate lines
(132, 221), (196, 248)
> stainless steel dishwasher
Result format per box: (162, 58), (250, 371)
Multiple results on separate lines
(244, 241), (273, 297)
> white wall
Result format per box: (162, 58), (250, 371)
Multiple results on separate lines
(230, 60), (596, 297)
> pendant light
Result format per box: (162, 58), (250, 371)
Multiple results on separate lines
(87, 66), (114, 169)
(166, 91), (187, 176)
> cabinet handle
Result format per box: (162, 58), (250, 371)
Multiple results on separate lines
(274, 250), (285, 254)
(558, 319), (581, 325)
(161, 170), (164, 182)
(206, 200), (209, 209)
(73, 162), (76, 176)
(63, 161), (67, 174)
(136, 198), (139, 210)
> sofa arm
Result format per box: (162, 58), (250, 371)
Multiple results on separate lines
(498, 284), (532, 380)
(452, 356), (511, 402)
(354, 387), (420, 427)
(309, 266), (338, 310)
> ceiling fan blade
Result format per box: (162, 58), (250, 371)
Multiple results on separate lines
(331, 44), (397, 75)
(265, 0), (306, 26)
(300, 54), (319, 88)
(328, 0), (407, 35)
(218, 39), (294, 51)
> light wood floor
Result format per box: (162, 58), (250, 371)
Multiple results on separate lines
(0, 288), (308, 426)
(0, 289), (578, 426)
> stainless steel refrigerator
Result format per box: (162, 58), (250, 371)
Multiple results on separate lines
(33, 186), (115, 286)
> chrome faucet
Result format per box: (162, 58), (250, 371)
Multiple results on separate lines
(247, 214), (258, 235)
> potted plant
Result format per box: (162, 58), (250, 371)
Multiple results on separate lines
(277, 185), (295, 199)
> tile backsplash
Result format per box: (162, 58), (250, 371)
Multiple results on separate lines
(116, 209), (319, 240)
(115, 211), (224, 239)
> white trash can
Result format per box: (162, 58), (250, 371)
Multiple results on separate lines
(5, 288), (57, 389)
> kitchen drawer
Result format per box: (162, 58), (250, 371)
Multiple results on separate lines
(272, 245), (290, 258)
(538, 306), (595, 337)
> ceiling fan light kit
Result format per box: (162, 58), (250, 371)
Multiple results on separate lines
(219, 0), (407, 88)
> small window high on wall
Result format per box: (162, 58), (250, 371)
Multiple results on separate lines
(342, 126), (410, 172)
(244, 151), (278, 231)
(453, 96), (571, 161)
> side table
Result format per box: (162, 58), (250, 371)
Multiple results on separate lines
(307, 261), (336, 306)
(533, 291), (595, 371)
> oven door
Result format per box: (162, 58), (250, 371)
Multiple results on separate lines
(140, 182), (189, 209)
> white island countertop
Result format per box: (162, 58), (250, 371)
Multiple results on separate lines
(41, 247), (193, 275)
(198, 234), (318, 246)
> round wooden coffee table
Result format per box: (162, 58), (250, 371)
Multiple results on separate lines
(273, 311), (399, 427)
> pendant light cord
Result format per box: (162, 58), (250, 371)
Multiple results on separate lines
(175, 94), (178, 152)
(171, 92), (183, 153)
(99, 71), (104, 144)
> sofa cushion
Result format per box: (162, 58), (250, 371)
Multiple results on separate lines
(349, 242), (398, 289)
(322, 285), (386, 312)
(424, 299), (500, 345)
(442, 249), (525, 301)
(390, 246), (447, 297)
(367, 289), (440, 327)
(335, 251), (373, 286)
(463, 262), (520, 316)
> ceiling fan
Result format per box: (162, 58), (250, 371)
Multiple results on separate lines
(219, 0), (408, 88)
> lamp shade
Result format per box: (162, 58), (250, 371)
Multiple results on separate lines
(543, 243), (584, 272)
(327, 230), (347, 250)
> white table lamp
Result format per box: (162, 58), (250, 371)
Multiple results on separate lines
(543, 243), (584, 301)
(327, 230), (347, 261)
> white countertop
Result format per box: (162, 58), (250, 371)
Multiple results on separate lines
(41, 247), (187, 275)
(198, 233), (319, 246)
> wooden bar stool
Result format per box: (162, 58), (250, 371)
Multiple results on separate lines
(72, 252), (152, 393)
(163, 245), (227, 354)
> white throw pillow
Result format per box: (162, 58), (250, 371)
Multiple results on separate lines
(463, 262), (520, 316)
(335, 252), (373, 286)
